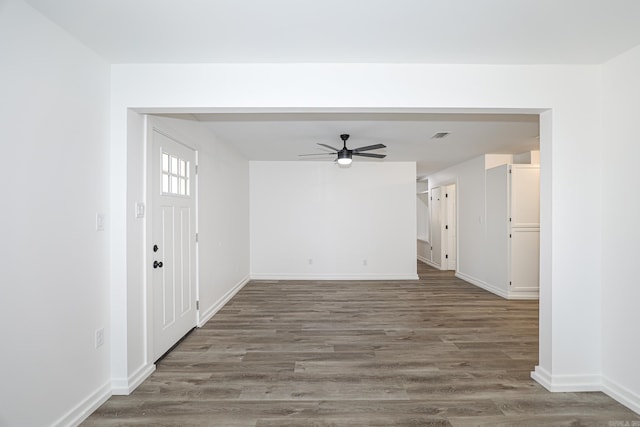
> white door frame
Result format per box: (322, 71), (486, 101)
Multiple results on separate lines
(144, 117), (200, 365)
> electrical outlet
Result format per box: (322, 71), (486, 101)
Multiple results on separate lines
(95, 328), (104, 349)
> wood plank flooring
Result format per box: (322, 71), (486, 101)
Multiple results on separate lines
(83, 262), (639, 426)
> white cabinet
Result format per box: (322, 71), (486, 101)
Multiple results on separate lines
(486, 164), (540, 299)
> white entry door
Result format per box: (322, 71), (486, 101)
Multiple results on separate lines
(151, 130), (197, 361)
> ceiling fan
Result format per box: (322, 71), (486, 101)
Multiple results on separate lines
(299, 134), (386, 165)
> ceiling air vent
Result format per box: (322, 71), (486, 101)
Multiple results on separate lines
(431, 131), (450, 139)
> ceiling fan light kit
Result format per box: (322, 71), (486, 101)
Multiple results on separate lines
(299, 133), (386, 166)
(337, 150), (353, 165)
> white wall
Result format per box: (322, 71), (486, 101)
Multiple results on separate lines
(428, 156), (486, 280)
(601, 44), (640, 413)
(149, 116), (250, 324)
(440, 156), (539, 299)
(250, 161), (417, 279)
(0, 0), (111, 426)
(416, 239), (430, 264)
(428, 153), (539, 295)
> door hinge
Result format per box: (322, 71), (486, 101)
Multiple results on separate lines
(445, 193), (448, 198)
(195, 233), (199, 242)
(445, 254), (448, 259)
(430, 246), (433, 250)
(509, 281), (512, 286)
(509, 217), (512, 222)
(509, 233), (512, 238)
(445, 225), (448, 230)
(196, 300), (199, 310)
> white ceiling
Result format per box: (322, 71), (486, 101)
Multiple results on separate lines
(172, 112), (540, 176)
(24, 0), (640, 64)
(23, 0), (638, 176)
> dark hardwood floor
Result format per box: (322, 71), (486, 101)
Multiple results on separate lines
(83, 262), (639, 426)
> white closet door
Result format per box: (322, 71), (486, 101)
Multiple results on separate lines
(430, 187), (442, 268)
(509, 228), (540, 293)
(510, 165), (540, 227)
(444, 184), (457, 270)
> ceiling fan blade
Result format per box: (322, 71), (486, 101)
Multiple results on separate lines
(353, 143), (386, 152)
(353, 152), (386, 159)
(298, 153), (336, 157)
(317, 143), (340, 152)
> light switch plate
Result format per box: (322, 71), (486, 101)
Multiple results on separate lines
(95, 328), (104, 348)
(96, 213), (105, 231)
(135, 202), (145, 219)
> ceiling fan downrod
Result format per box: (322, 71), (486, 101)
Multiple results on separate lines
(340, 134), (350, 150)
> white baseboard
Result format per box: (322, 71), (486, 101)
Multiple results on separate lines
(52, 381), (111, 427)
(531, 365), (553, 389)
(423, 259), (441, 269)
(250, 273), (419, 281)
(506, 289), (540, 299)
(198, 275), (250, 327)
(455, 272), (509, 299)
(417, 255), (430, 264)
(602, 375), (640, 415)
(455, 272), (538, 300)
(111, 363), (155, 395)
(531, 365), (600, 392)
(531, 366), (640, 415)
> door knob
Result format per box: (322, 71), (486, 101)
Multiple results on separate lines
(153, 260), (163, 269)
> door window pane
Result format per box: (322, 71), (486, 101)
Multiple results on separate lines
(162, 153), (169, 172)
(171, 156), (178, 174)
(162, 174), (169, 193)
(161, 151), (192, 197)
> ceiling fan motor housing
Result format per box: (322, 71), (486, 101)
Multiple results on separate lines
(337, 149), (352, 161)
